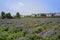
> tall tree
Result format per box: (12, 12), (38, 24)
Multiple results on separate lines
(1, 11), (6, 19)
(35, 14), (37, 17)
(52, 14), (55, 17)
(16, 12), (21, 18)
(6, 13), (13, 19)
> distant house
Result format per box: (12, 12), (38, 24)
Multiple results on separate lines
(32, 14), (36, 17)
(54, 13), (60, 16)
(46, 13), (52, 17)
(32, 14), (41, 17)
(32, 13), (52, 17)
(21, 15), (25, 17)
(31, 13), (60, 17)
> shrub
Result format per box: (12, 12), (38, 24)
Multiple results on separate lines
(43, 35), (57, 40)
(33, 27), (44, 33)
(27, 34), (40, 40)
(21, 30), (28, 37)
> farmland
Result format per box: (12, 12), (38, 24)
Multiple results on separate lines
(0, 18), (60, 40)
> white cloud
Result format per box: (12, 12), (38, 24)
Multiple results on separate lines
(6, 2), (25, 12)
(18, 2), (24, 6)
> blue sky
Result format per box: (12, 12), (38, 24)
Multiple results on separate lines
(0, 0), (60, 15)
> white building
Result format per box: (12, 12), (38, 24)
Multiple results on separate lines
(54, 13), (60, 16)
(46, 14), (52, 17)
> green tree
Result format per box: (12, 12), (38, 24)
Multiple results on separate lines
(41, 14), (46, 17)
(16, 12), (21, 18)
(51, 14), (55, 17)
(35, 14), (37, 17)
(6, 13), (13, 19)
(1, 11), (6, 19)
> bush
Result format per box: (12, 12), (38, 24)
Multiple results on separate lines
(43, 35), (57, 40)
(27, 34), (40, 40)
(0, 26), (21, 40)
(33, 27), (44, 33)
(21, 30), (28, 37)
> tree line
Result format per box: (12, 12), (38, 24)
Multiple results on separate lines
(0, 11), (21, 19)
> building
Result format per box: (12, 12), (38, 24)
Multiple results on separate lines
(31, 13), (60, 17)
(54, 13), (60, 16)
(32, 14), (41, 17)
(32, 13), (52, 17)
(46, 13), (52, 17)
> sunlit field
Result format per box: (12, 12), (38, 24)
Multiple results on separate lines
(0, 18), (60, 40)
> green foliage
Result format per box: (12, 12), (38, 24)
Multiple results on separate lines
(0, 26), (21, 40)
(0, 18), (60, 40)
(26, 34), (40, 40)
(34, 14), (37, 17)
(1, 11), (6, 19)
(7, 32), (20, 40)
(55, 27), (60, 39)
(57, 34), (60, 39)
(6, 13), (13, 19)
(43, 35), (57, 40)
(15, 12), (21, 18)
(1, 11), (13, 19)
(41, 14), (46, 17)
(21, 30), (28, 37)
(0, 11), (22, 19)
(33, 27), (44, 33)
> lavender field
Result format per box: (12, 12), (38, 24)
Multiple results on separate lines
(0, 18), (60, 40)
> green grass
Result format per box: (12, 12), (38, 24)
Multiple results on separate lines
(0, 18), (60, 40)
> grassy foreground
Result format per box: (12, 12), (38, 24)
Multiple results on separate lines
(0, 18), (60, 40)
